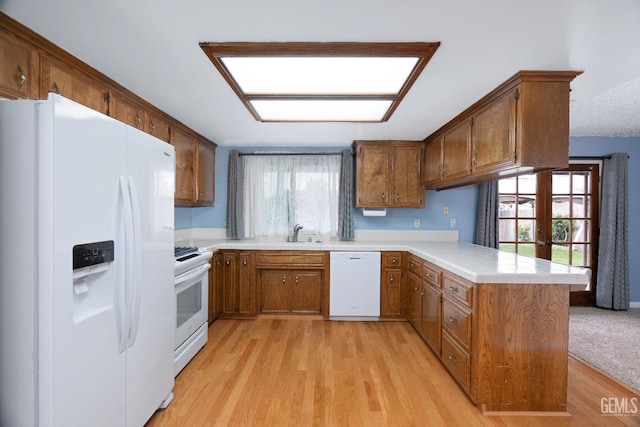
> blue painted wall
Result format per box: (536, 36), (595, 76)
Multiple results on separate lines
(176, 137), (639, 303)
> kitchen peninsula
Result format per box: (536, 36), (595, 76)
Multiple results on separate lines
(177, 230), (590, 414)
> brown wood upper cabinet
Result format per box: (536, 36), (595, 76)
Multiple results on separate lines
(111, 93), (146, 130)
(0, 30), (38, 99)
(424, 71), (582, 190)
(40, 56), (110, 115)
(354, 140), (425, 208)
(173, 126), (216, 206)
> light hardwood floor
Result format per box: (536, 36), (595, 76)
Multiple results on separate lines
(146, 317), (640, 427)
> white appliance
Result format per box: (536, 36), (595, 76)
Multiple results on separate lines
(329, 252), (381, 321)
(0, 94), (175, 427)
(173, 247), (212, 375)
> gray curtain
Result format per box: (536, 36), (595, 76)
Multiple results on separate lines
(226, 150), (245, 239)
(475, 181), (499, 248)
(596, 153), (629, 310)
(337, 149), (354, 240)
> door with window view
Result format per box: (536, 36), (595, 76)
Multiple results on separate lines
(498, 164), (600, 305)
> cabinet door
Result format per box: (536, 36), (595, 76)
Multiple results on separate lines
(356, 144), (389, 207)
(424, 136), (443, 188)
(260, 270), (290, 313)
(291, 271), (322, 314)
(472, 89), (517, 174)
(391, 144), (424, 207)
(172, 127), (196, 205)
(421, 283), (441, 354)
(237, 252), (256, 316)
(406, 271), (422, 332)
(442, 120), (471, 181)
(147, 114), (171, 143)
(221, 253), (237, 315)
(0, 32), (36, 99)
(381, 269), (402, 318)
(208, 258), (216, 324)
(196, 141), (215, 206)
(112, 95), (145, 130)
(210, 253), (223, 321)
(40, 57), (109, 114)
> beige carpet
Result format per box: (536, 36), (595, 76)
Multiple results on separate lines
(568, 306), (640, 392)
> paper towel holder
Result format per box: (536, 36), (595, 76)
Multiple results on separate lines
(362, 208), (387, 217)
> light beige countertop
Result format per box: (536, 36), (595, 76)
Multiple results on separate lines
(176, 230), (590, 286)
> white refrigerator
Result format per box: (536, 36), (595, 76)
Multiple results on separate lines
(0, 94), (175, 427)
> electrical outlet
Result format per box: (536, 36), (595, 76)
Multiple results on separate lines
(414, 219), (420, 228)
(443, 205), (449, 215)
(450, 218), (457, 228)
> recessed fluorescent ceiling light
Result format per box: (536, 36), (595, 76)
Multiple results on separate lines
(199, 42), (440, 122)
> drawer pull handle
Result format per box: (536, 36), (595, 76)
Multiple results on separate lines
(448, 354), (457, 362)
(449, 286), (459, 293)
(448, 317), (457, 324)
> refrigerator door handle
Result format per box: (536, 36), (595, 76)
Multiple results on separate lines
(119, 176), (135, 353)
(127, 177), (143, 347)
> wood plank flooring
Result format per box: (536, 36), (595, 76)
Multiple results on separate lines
(146, 317), (640, 427)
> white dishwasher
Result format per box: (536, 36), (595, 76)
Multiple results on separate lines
(329, 251), (381, 321)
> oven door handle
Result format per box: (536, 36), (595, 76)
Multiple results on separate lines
(174, 263), (211, 287)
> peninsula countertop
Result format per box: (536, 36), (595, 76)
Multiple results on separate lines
(177, 237), (591, 286)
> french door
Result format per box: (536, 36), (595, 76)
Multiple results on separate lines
(498, 164), (600, 305)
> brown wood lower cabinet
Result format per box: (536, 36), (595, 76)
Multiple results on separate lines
(404, 255), (571, 413)
(256, 251), (328, 316)
(219, 251), (257, 318)
(380, 252), (403, 319)
(260, 270), (323, 314)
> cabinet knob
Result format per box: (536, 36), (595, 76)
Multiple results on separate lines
(448, 354), (457, 363)
(295, 276), (299, 284)
(390, 276), (394, 283)
(243, 257), (247, 265)
(225, 259), (230, 265)
(282, 275), (286, 284)
(381, 192), (386, 200)
(396, 193), (400, 200)
(449, 286), (459, 293)
(17, 65), (26, 89)
(392, 259), (397, 264)
(448, 317), (458, 325)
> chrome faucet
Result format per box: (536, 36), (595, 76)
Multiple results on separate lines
(292, 223), (303, 242)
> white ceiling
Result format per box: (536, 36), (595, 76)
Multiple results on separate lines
(2, 0), (640, 146)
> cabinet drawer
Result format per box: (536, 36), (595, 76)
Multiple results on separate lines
(255, 251), (327, 269)
(443, 274), (473, 308)
(442, 331), (471, 392)
(406, 254), (422, 276)
(422, 262), (441, 287)
(382, 252), (402, 268)
(442, 298), (471, 349)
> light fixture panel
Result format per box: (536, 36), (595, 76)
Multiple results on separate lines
(200, 42), (441, 122)
(250, 99), (394, 122)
